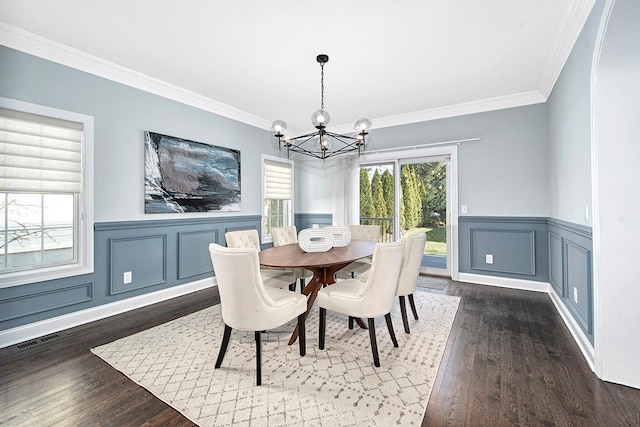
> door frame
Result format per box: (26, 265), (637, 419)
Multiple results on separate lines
(360, 144), (459, 280)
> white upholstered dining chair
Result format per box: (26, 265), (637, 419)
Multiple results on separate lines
(395, 232), (427, 333)
(316, 239), (405, 367)
(208, 243), (307, 385)
(356, 232), (427, 333)
(225, 229), (295, 289)
(342, 224), (381, 278)
(271, 226), (312, 292)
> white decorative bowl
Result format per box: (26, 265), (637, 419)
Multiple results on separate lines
(323, 226), (352, 247)
(298, 228), (334, 252)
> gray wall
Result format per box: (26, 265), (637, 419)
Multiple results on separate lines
(297, 104), (550, 217)
(547, 0), (606, 226)
(0, 46), (279, 222)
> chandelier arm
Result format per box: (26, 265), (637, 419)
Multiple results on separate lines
(287, 144), (328, 160)
(323, 131), (361, 142)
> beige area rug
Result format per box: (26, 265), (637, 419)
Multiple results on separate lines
(416, 275), (450, 290)
(91, 291), (460, 426)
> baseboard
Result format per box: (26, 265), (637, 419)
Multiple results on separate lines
(548, 286), (596, 371)
(457, 273), (549, 293)
(0, 278), (216, 349)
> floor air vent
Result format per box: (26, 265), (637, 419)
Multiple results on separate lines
(40, 334), (60, 342)
(16, 340), (38, 349)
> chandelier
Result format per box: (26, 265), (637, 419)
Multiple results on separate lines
(271, 54), (372, 160)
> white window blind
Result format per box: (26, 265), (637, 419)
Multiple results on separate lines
(0, 108), (83, 193)
(264, 159), (292, 200)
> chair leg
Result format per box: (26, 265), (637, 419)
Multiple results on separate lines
(215, 324), (232, 369)
(385, 313), (399, 347)
(408, 294), (419, 320)
(299, 278), (305, 293)
(255, 331), (262, 386)
(298, 313), (306, 357)
(289, 283), (296, 292)
(399, 296), (410, 334)
(319, 308), (326, 350)
(348, 316), (354, 330)
(368, 318), (380, 367)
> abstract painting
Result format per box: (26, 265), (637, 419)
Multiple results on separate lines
(144, 131), (241, 213)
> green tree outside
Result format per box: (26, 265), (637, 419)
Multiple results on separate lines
(371, 169), (388, 236)
(359, 168), (374, 225)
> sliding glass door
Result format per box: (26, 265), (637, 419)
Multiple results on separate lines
(399, 156), (450, 276)
(359, 151), (454, 278)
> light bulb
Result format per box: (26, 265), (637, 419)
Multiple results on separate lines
(311, 109), (331, 127)
(318, 135), (332, 151)
(270, 120), (287, 135)
(354, 117), (372, 132)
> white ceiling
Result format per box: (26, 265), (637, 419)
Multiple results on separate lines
(0, 0), (594, 133)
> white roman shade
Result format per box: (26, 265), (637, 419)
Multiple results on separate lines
(264, 159), (292, 200)
(0, 108), (83, 193)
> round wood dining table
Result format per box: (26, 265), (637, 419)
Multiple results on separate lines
(259, 239), (376, 345)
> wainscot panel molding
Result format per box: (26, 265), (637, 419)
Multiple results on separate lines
(469, 229), (536, 275)
(178, 230), (218, 279)
(0, 215), (260, 344)
(548, 218), (593, 343)
(458, 217), (549, 282)
(109, 235), (167, 295)
(0, 282), (93, 323)
(295, 213), (333, 231)
(549, 231), (564, 295)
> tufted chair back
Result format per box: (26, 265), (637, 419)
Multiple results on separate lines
(396, 232), (427, 296)
(225, 229), (297, 289)
(225, 229), (261, 251)
(271, 226), (298, 247)
(270, 226), (312, 290)
(349, 224), (381, 242)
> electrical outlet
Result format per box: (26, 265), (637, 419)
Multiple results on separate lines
(584, 205), (589, 222)
(486, 254), (493, 264)
(461, 205), (468, 214)
(123, 271), (132, 284)
(573, 287), (578, 303)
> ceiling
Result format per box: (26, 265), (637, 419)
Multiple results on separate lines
(0, 1), (594, 133)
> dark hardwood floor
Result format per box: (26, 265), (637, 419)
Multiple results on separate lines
(1, 280), (639, 426)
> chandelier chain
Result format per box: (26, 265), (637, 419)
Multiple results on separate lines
(320, 62), (325, 110)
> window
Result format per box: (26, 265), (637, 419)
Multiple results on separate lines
(262, 155), (293, 243)
(0, 97), (94, 287)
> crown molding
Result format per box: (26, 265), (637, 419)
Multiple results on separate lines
(538, 0), (597, 97)
(0, 22), (272, 130)
(330, 90), (546, 133)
